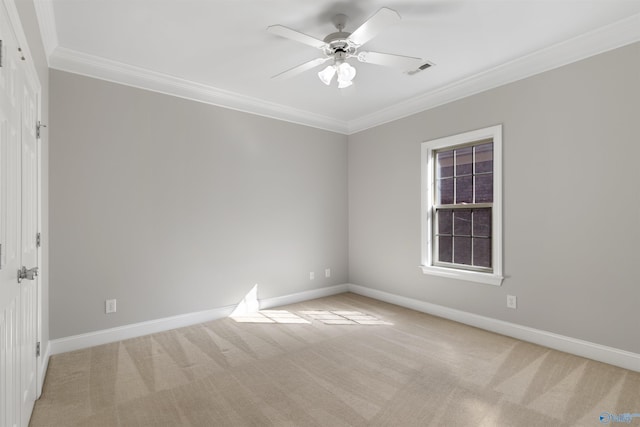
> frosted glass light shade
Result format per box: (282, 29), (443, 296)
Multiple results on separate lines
(318, 61), (356, 88)
(336, 62), (356, 82)
(317, 65), (336, 85)
(337, 79), (353, 89)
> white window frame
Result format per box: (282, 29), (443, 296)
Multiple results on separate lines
(421, 125), (503, 286)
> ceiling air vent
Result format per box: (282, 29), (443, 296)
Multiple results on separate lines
(407, 61), (434, 76)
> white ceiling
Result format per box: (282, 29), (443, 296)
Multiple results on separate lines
(35, 0), (640, 133)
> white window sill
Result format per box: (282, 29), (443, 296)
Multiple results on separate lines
(420, 265), (504, 286)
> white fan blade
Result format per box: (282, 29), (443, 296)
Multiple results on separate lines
(272, 57), (330, 80)
(357, 51), (424, 71)
(267, 25), (328, 49)
(348, 7), (401, 47)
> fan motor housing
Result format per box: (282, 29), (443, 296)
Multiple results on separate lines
(323, 31), (356, 56)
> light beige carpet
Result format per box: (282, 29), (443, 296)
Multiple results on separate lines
(30, 293), (640, 426)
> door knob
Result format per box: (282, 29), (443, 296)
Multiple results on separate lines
(18, 266), (38, 283)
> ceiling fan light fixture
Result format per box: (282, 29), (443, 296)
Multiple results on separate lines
(336, 62), (356, 83)
(318, 65), (336, 85)
(318, 62), (356, 88)
(269, 8), (429, 88)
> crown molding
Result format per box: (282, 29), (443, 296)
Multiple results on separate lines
(348, 13), (640, 134)
(33, 0), (57, 63)
(37, 7), (638, 135)
(32, 0), (349, 133)
(49, 47), (350, 134)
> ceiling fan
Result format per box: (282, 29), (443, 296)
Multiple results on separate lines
(268, 7), (429, 88)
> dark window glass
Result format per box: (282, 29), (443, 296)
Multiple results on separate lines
(437, 209), (453, 235)
(456, 146), (473, 176)
(456, 176), (473, 203)
(437, 178), (454, 204)
(453, 237), (472, 265)
(473, 238), (492, 268)
(453, 210), (471, 236)
(472, 209), (491, 237)
(437, 150), (454, 178)
(433, 141), (494, 270)
(439, 236), (453, 263)
(474, 143), (493, 173)
(436, 142), (493, 206)
(475, 174), (493, 203)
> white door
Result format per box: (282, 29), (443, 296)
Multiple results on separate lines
(0, 9), (23, 427)
(0, 3), (40, 425)
(18, 59), (38, 426)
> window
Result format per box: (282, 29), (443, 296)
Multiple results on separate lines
(421, 125), (503, 286)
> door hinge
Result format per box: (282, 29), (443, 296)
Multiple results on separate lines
(0, 40), (3, 67)
(36, 232), (41, 248)
(36, 121), (46, 139)
(0, 243), (2, 269)
(36, 342), (41, 357)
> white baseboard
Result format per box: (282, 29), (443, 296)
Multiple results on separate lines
(46, 282), (639, 372)
(50, 305), (235, 355)
(347, 284), (640, 373)
(49, 284), (348, 355)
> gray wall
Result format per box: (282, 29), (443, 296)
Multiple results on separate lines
(349, 42), (640, 354)
(16, 1), (50, 353)
(50, 70), (348, 339)
(50, 41), (640, 355)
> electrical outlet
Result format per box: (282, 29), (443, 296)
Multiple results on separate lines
(325, 268), (331, 278)
(506, 295), (517, 309)
(105, 299), (117, 314)
(309, 272), (315, 280)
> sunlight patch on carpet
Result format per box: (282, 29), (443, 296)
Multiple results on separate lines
(299, 310), (392, 325)
(232, 310), (311, 324)
(228, 286), (391, 325)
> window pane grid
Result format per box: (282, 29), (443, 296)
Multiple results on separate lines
(423, 127), (501, 285)
(435, 143), (493, 205)
(434, 207), (492, 270)
(433, 141), (493, 271)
